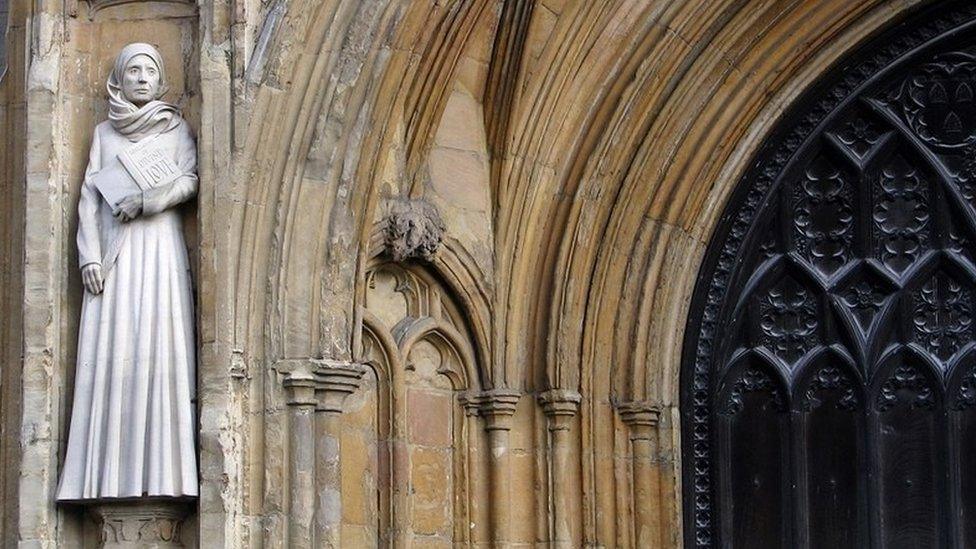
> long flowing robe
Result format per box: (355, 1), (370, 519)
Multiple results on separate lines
(56, 117), (199, 501)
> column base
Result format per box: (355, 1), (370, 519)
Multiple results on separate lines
(89, 500), (192, 548)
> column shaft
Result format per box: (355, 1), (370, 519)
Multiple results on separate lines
(486, 425), (512, 547)
(631, 435), (661, 547)
(310, 361), (367, 549)
(540, 389), (582, 548)
(619, 402), (662, 549)
(288, 402), (316, 549)
(314, 411), (342, 548)
(463, 388), (521, 548)
(549, 426), (574, 547)
(465, 411), (489, 545)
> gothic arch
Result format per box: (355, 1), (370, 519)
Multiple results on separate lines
(196, 2), (501, 543)
(0, 0), (953, 545)
(188, 0), (945, 546)
(478, 0), (933, 545)
(356, 259), (490, 545)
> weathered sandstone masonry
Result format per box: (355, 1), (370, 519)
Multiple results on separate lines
(282, 359), (367, 548)
(0, 0), (932, 546)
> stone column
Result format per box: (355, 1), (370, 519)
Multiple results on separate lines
(619, 401), (662, 548)
(464, 389), (521, 548)
(457, 397), (487, 545)
(312, 360), (366, 549)
(283, 372), (318, 549)
(89, 501), (192, 548)
(538, 389), (582, 548)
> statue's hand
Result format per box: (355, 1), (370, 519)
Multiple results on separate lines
(82, 263), (104, 295)
(113, 193), (143, 223)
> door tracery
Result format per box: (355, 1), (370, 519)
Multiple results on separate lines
(682, 3), (976, 547)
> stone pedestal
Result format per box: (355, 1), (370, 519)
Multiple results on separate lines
(89, 500), (192, 548)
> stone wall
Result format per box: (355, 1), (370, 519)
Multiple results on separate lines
(0, 0), (925, 546)
(0, 0), (24, 543)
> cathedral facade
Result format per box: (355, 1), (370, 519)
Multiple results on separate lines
(2, 0), (974, 547)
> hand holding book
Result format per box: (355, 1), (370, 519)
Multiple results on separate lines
(113, 193), (143, 223)
(91, 136), (182, 217)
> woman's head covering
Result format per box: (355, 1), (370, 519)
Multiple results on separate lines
(107, 43), (181, 142)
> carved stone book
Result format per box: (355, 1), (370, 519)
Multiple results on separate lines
(118, 136), (181, 191)
(90, 158), (142, 207)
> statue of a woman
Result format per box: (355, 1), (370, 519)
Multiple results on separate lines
(57, 43), (198, 502)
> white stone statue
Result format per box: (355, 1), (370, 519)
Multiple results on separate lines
(57, 43), (198, 502)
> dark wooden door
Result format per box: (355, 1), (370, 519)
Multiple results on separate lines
(682, 2), (976, 547)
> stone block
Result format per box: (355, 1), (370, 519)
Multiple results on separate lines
(428, 146), (490, 213)
(409, 446), (452, 537)
(433, 90), (485, 152)
(340, 427), (374, 526)
(407, 388), (452, 447)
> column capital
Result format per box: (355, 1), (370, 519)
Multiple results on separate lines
(280, 359), (367, 412)
(538, 389), (582, 416)
(617, 401), (661, 441)
(460, 388), (522, 431)
(312, 359), (368, 413)
(538, 389), (581, 431)
(282, 371), (318, 407)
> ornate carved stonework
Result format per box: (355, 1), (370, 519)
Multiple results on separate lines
(876, 362), (937, 412)
(90, 501), (190, 548)
(756, 275), (819, 364)
(952, 362), (976, 410)
(792, 155), (854, 275)
(911, 272), (974, 361)
(384, 199), (445, 263)
(718, 366), (785, 416)
(901, 52), (976, 151)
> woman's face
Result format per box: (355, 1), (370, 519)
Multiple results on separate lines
(121, 54), (161, 106)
